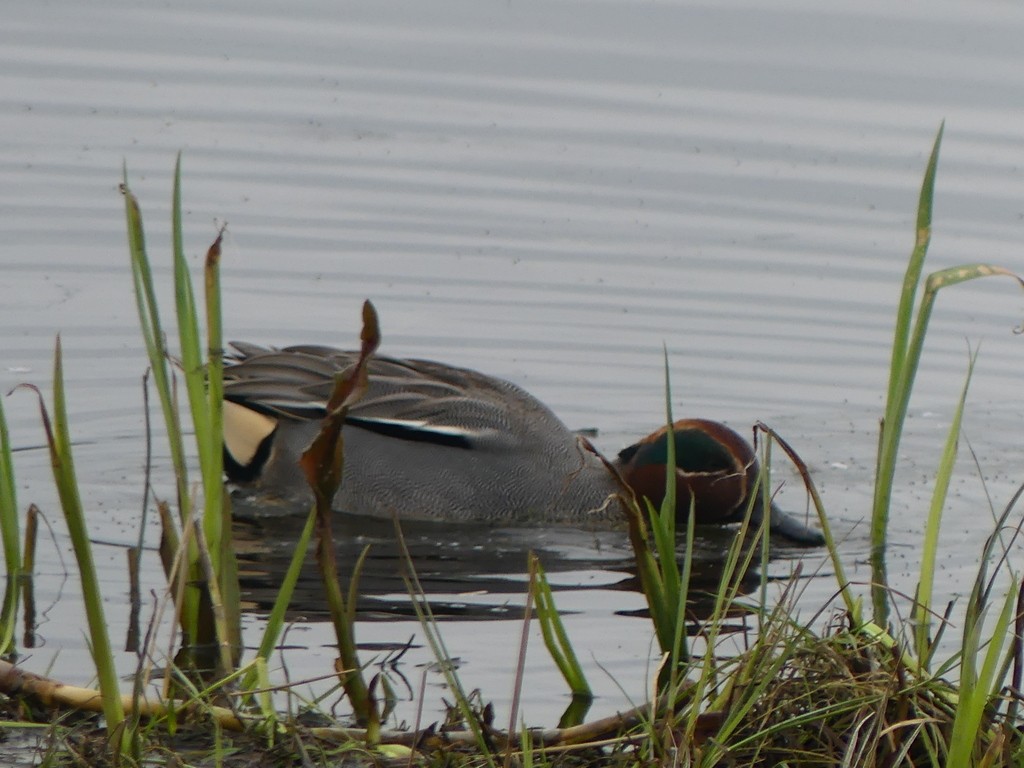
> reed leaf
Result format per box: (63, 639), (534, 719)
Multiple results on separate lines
(945, 485), (1024, 765)
(755, 423), (855, 619)
(871, 122), (943, 624)
(126, 161), (242, 669)
(201, 229), (241, 665)
(653, 353), (680, 601)
(948, 582), (1017, 767)
(216, 487), (241, 661)
(530, 558), (591, 699)
(299, 300), (381, 734)
(243, 505), (317, 694)
(122, 166), (192, 522)
(0, 393), (19, 657)
(123, 169), (201, 637)
(870, 122), (1024, 626)
(626, 351), (690, 670)
(191, 511), (237, 678)
(20, 340), (127, 748)
(201, 226), (227, 558)
(170, 161), (223, 560)
(913, 349), (976, 663)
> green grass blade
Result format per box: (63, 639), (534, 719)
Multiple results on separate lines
(531, 559), (591, 698)
(913, 349), (976, 662)
(946, 482), (1024, 765)
(869, 127), (1024, 631)
(123, 167), (204, 649)
(873, 263), (1024, 626)
(346, 544), (372, 628)
(203, 229), (226, 548)
(654, 350), (679, 598)
(200, 226), (239, 664)
(25, 339), (127, 747)
(0, 393), (20, 657)
(124, 162), (246, 670)
(217, 488), (241, 664)
(884, 122), (943, 408)
(243, 504), (316, 696)
(948, 584), (1016, 768)
(870, 122), (943, 624)
(630, 348), (690, 665)
(122, 168), (191, 520)
(190, 511), (237, 679)
(667, 499), (695, 688)
(758, 422), (856, 620)
(626, 504), (672, 648)
(170, 158), (221, 563)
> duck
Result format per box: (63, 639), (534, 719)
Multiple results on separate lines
(221, 343), (824, 546)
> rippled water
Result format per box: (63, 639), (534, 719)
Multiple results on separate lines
(3, 0), (1024, 734)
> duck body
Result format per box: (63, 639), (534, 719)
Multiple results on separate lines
(223, 344), (824, 545)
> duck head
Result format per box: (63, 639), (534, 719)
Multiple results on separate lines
(615, 418), (824, 546)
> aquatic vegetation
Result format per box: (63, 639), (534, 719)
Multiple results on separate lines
(868, 122), (1024, 629)
(126, 160), (241, 678)
(14, 343), (129, 754)
(2, 127), (1024, 765)
(298, 299), (382, 735)
(0, 386), (19, 658)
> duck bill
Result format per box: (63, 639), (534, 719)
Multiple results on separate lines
(751, 501), (825, 547)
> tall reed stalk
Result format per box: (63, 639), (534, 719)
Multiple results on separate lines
(869, 123), (1024, 625)
(299, 300), (381, 735)
(123, 158), (240, 671)
(0, 394), (20, 657)
(20, 341), (129, 753)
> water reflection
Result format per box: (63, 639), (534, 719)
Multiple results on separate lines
(231, 500), (803, 624)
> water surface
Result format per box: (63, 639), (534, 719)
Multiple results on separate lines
(3, 0), (1024, 731)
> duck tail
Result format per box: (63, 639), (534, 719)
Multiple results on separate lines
(223, 400), (278, 482)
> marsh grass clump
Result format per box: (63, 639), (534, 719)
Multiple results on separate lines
(712, 615), (965, 765)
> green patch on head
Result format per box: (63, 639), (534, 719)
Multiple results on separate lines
(674, 429), (736, 473)
(620, 427), (736, 474)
